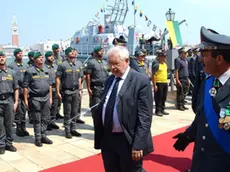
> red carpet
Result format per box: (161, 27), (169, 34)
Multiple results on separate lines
(41, 126), (193, 172)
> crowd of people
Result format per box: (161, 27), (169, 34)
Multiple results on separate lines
(0, 26), (230, 172)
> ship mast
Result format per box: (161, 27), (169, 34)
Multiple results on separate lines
(107, 0), (128, 25)
(133, 0), (136, 27)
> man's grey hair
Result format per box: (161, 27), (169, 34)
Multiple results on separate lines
(106, 46), (129, 61)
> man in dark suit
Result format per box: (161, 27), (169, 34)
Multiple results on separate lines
(93, 46), (153, 172)
(173, 26), (230, 172)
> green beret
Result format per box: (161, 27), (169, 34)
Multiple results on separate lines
(13, 48), (22, 56)
(65, 47), (73, 55)
(0, 51), (5, 56)
(52, 44), (59, 50)
(94, 46), (102, 53)
(28, 52), (35, 58)
(45, 51), (53, 58)
(33, 52), (42, 59)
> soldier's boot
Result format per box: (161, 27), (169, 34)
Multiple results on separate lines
(76, 118), (85, 124)
(71, 130), (81, 137)
(182, 105), (189, 110)
(16, 124), (25, 137)
(56, 113), (64, 119)
(35, 139), (43, 147)
(41, 136), (53, 144)
(49, 122), (60, 129)
(65, 132), (72, 139)
(0, 147), (5, 154)
(5, 145), (17, 152)
(21, 123), (29, 136)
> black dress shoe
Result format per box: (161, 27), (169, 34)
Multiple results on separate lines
(6, 145), (17, 152)
(56, 113), (64, 119)
(41, 136), (53, 144)
(16, 128), (25, 137)
(71, 130), (81, 137)
(76, 119), (85, 124)
(0, 147), (5, 154)
(177, 106), (185, 111)
(47, 125), (53, 131)
(183, 106), (189, 110)
(49, 123), (60, 129)
(21, 128), (30, 136)
(161, 110), (169, 115)
(35, 139), (43, 147)
(155, 112), (163, 117)
(65, 132), (72, 139)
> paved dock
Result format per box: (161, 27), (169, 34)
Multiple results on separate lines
(0, 90), (195, 172)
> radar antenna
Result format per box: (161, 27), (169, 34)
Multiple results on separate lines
(106, 0), (128, 25)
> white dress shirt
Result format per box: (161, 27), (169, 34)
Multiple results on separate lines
(218, 69), (230, 85)
(102, 66), (130, 132)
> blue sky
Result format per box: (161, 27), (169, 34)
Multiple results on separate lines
(0, 0), (228, 46)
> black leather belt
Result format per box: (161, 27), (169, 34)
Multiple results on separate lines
(30, 92), (48, 98)
(64, 85), (79, 91)
(0, 93), (13, 100)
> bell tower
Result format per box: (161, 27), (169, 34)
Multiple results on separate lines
(12, 15), (19, 46)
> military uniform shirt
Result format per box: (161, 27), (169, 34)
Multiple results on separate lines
(44, 62), (57, 86)
(86, 58), (109, 87)
(129, 58), (149, 74)
(56, 60), (83, 95)
(174, 57), (189, 79)
(23, 66), (52, 101)
(54, 54), (63, 65)
(0, 68), (19, 104)
(8, 61), (29, 88)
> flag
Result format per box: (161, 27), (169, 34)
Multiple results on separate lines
(166, 21), (183, 47)
(147, 20), (152, 27)
(159, 29), (162, 38)
(134, 5), (138, 14)
(95, 12), (99, 18)
(152, 24), (157, 31)
(140, 10), (143, 17)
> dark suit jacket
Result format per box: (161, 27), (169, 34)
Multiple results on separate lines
(93, 68), (154, 156)
(186, 76), (230, 172)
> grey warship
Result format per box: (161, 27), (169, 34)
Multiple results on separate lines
(70, 0), (160, 62)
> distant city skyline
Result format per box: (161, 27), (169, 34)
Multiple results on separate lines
(0, 0), (229, 46)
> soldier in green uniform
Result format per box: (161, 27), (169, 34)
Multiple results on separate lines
(27, 51), (34, 124)
(44, 51), (60, 130)
(52, 44), (63, 65)
(56, 47), (83, 139)
(52, 44), (64, 119)
(0, 51), (19, 154)
(23, 52), (53, 147)
(86, 46), (110, 112)
(8, 48), (29, 137)
(73, 49), (85, 124)
(27, 51), (34, 67)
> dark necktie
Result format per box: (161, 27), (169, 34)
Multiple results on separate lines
(104, 77), (121, 132)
